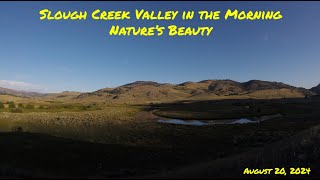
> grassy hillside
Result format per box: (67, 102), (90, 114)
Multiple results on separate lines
(75, 80), (313, 104)
(310, 84), (320, 94)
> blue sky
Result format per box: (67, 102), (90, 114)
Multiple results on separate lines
(0, 2), (319, 93)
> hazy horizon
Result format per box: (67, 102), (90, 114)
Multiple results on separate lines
(1, 2), (320, 93)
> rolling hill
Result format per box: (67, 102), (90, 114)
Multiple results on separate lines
(0, 80), (317, 104)
(75, 80), (315, 103)
(310, 84), (320, 94)
(0, 87), (44, 97)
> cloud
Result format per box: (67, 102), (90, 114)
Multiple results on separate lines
(0, 80), (47, 93)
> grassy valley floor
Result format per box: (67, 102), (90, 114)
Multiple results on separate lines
(0, 98), (320, 178)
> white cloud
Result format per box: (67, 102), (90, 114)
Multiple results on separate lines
(0, 80), (47, 93)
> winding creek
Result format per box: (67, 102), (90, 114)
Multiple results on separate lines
(157, 113), (283, 126)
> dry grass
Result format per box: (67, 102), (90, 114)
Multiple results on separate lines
(0, 106), (140, 144)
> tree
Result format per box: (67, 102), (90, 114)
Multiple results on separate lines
(8, 101), (16, 109)
(0, 102), (4, 109)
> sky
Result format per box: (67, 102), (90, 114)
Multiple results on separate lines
(0, 2), (319, 93)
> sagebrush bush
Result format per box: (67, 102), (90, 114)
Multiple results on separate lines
(25, 104), (35, 109)
(8, 101), (16, 109)
(10, 108), (23, 113)
(18, 103), (25, 108)
(0, 101), (4, 109)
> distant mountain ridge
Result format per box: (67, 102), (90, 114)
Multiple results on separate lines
(1, 80), (318, 103)
(76, 79), (316, 103)
(0, 87), (44, 97)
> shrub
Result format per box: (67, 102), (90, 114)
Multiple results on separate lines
(18, 103), (25, 108)
(25, 104), (35, 109)
(10, 108), (23, 113)
(81, 106), (87, 111)
(0, 102), (4, 109)
(8, 101), (16, 109)
(38, 105), (44, 109)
